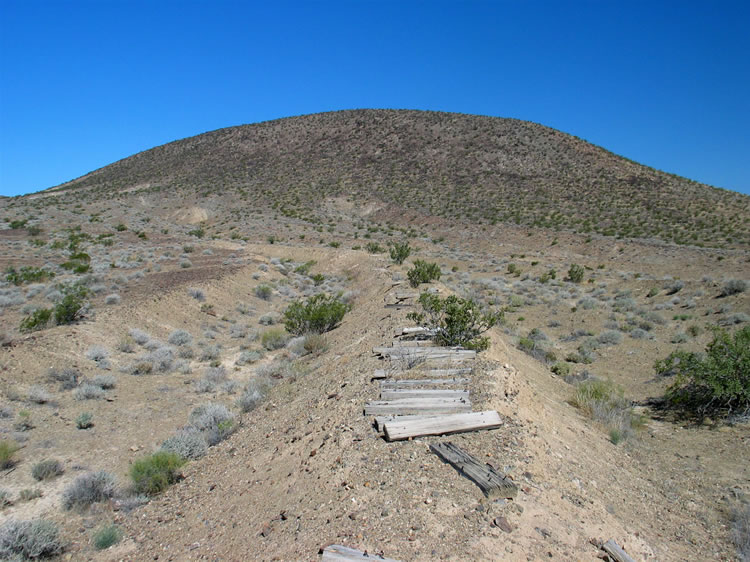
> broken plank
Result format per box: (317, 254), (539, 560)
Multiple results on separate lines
(380, 378), (468, 388)
(321, 544), (400, 562)
(364, 398), (472, 416)
(429, 441), (518, 499)
(427, 367), (472, 375)
(380, 388), (469, 401)
(384, 410), (502, 441)
(371, 370), (388, 380)
(398, 327), (435, 336)
(373, 346), (475, 356)
(600, 540), (636, 562)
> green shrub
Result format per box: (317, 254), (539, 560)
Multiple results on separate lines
(365, 242), (384, 254)
(254, 285), (272, 300)
(5, 266), (54, 286)
(0, 518), (64, 559)
(92, 524), (122, 550)
(75, 412), (94, 429)
(283, 294), (350, 335)
(53, 284), (88, 325)
(655, 326), (750, 417)
(31, 460), (64, 481)
(407, 260), (441, 288)
(20, 308), (52, 333)
(407, 293), (502, 351)
(567, 264), (585, 283)
(551, 362), (571, 377)
(0, 441), (20, 469)
(188, 227), (205, 238)
(389, 241), (411, 264)
(129, 451), (185, 496)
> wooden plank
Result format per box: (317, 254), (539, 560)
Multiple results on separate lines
(321, 544), (400, 561)
(364, 398), (471, 416)
(398, 327), (435, 336)
(391, 340), (436, 347)
(393, 291), (419, 300)
(373, 414), (449, 432)
(373, 346), (475, 357)
(429, 441), (518, 499)
(600, 540), (636, 562)
(380, 378), (468, 388)
(371, 369), (388, 380)
(427, 368), (472, 376)
(384, 411), (503, 441)
(380, 388), (469, 401)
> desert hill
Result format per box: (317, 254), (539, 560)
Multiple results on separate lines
(0, 110), (748, 561)
(39, 109), (750, 249)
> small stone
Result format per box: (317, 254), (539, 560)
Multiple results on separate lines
(492, 516), (514, 533)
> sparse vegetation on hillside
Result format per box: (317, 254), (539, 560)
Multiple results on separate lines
(283, 294), (350, 335)
(407, 260), (441, 288)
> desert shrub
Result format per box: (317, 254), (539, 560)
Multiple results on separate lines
(389, 241), (411, 264)
(5, 266), (54, 286)
(188, 403), (236, 446)
(31, 460), (64, 481)
(27, 386), (52, 404)
(62, 470), (117, 510)
(168, 329), (192, 346)
(731, 503), (750, 561)
(91, 374), (116, 389)
(235, 350), (262, 366)
(597, 330), (623, 345)
(283, 294), (350, 335)
(629, 328), (652, 340)
(655, 326), (750, 417)
(14, 411), (33, 431)
(571, 379), (639, 443)
(0, 489), (10, 507)
(187, 287), (205, 301)
(671, 331), (689, 344)
(18, 489), (42, 502)
(720, 313), (750, 326)
(53, 284), (88, 325)
(407, 293), (502, 351)
(407, 260), (441, 288)
(0, 518), (64, 559)
(567, 264), (584, 283)
(19, 308), (52, 333)
(721, 279), (748, 297)
(75, 412), (94, 429)
(254, 285), (273, 300)
(130, 451), (184, 496)
(646, 287), (660, 298)
(237, 382), (265, 413)
(145, 346), (175, 372)
(302, 333), (328, 354)
(258, 313), (278, 325)
(73, 383), (104, 401)
(92, 523), (121, 550)
(551, 362), (571, 377)
(261, 328), (290, 350)
(365, 242), (384, 254)
(161, 427), (208, 460)
(86, 346), (110, 369)
(198, 344), (220, 362)
(0, 440), (20, 468)
(104, 293), (120, 305)
(665, 280), (684, 295)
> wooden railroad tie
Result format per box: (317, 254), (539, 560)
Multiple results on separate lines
(321, 544), (399, 561)
(429, 441), (518, 500)
(382, 410), (503, 441)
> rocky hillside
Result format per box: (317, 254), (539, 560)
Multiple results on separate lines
(42, 110), (750, 249)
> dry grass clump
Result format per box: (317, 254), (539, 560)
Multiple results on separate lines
(31, 460), (64, 481)
(570, 379), (642, 444)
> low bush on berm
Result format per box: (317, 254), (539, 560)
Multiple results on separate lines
(19, 284), (89, 333)
(283, 294), (350, 335)
(654, 325), (750, 418)
(407, 293), (503, 351)
(129, 451), (185, 496)
(0, 518), (65, 560)
(570, 379), (641, 444)
(407, 260), (441, 288)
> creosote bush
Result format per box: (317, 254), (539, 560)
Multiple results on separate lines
(407, 260), (441, 288)
(407, 293), (502, 351)
(655, 326), (750, 418)
(389, 241), (411, 264)
(283, 294), (350, 335)
(567, 263), (585, 283)
(130, 451), (184, 496)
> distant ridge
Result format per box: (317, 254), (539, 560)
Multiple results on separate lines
(37, 110), (750, 248)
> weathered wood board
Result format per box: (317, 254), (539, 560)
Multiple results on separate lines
(429, 441), (518, 499)
(321, 544), (400, 561)
(373, 414), (450, 432)
(398, 327), (436, 336)
(380, 378), (468, 388)
(373, 346), (476, 357)
(427, 368), (472, 376)
(384, 411), (502, 441)
(364, 398), (472, 415)
(379, 388), (469, 401)
(600, 540), (637, 562)
(391, 340), (436, 347)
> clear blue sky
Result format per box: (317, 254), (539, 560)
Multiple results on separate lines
(1, 0), (749, 197)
